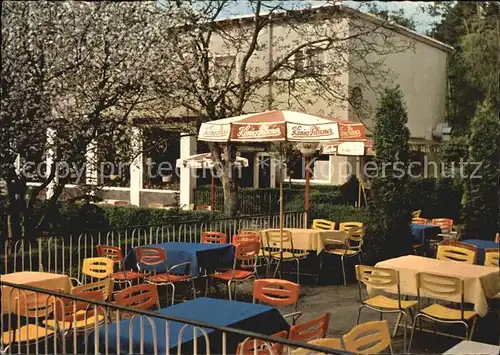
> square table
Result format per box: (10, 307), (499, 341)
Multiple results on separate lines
(124, 242), (234, 277)
(461, 239), (499, 265)
(258, 228), (348, 253)
(1, 271), (72, 314)
(443, 340), (500, 355)
(368, 255), (500, 316)
(95, 297), (290, 354)
(411, 224), (442, 245)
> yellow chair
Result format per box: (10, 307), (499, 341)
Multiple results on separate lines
(484, 248), (499, 267)
(264, 230), (308, 283)
(339, 222), (363, 232)
(312, 219), (336, 231)
(322, 227), (364, 285)
(343, 320), (393, 355)
(412, 210), (422, 219)
(72, 278), (114, 300)
(436, 241), (477, 264)
(81, 257), (114, 283)
(291, 338), (343, 354)
(408, 272), (478, 351)
(355, 265), (417, 352)
(2, 292), (57, 353)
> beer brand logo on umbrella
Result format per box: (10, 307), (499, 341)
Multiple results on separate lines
(235, 124), (283, 139)
(290, 125), (334, 137)
(201, 124), (230, 138)
(339, 124), (364, 138)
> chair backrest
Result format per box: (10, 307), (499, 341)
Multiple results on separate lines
(234, 241), (261, 270)
(13, 291), (58, 318)
(289, 312), (330, 342)
(96, 245), (124, 264)
(484, 248), (499, 267)
(264, 229), (294, 251)
(253, 279), (299, 307)
(346, 227), (364, 250)
(412, 210), (422, 218)
(355, 265), (397, 290)
(339, 222), (363, 232)
(411, 218), (427, 225)
(416, 272), (464, 317)
(238, 229), (260, 235)
(343, 320), (392, 355)
(312, 219), (336, 231)
(135, 247), (166, 270)
(82, 257), (114, 280)
(437, 241), (477, 264)
(431, 218), (454, 233)
(54, 290), (106, 324)
(236, 330), (288, 355)
(201, 231), (227, 244)
(232, 233), (260, 246)
(114, 283), (160, 311)
(72, 278), (114, 301)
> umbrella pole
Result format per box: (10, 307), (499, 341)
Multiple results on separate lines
(305, 156), (310, 225)
(211, 173), (215, 212)
(279, 141), (284, 279)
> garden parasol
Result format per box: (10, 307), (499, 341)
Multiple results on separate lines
(176, 153), (249, 211)
(198, 110), (367, 275)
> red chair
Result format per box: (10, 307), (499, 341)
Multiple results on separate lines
(96, 245), (143, 287)
(289, 312), (331, 342)
(253, 279), (301, 324)
(411, 218), (427, 225)
(135, 246), (196, 305)
(236, 330), (288, 355)
(206, 241), (260, 300)
(431, 218), (454, 233)
(202, 232), (227, 244)
(232, 234), (260, 246)
(114, 283), (160, 311)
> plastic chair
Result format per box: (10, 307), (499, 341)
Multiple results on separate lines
(355, 265), (417, 352)
(234, 231), (268, 273)
(201, 231), (227, 244)
(206, 241), (260, 300)
(291, 338), (344, 354)
(412, 210), (422, 218)
(408, 272), (478, 351)
(485, 248), (499, 267)
(135, 246), (196, 305)
(2, 292), (57, 353)
(436, 241), (477, 264)
(114, 283), (160, 311)
(343, 320), (393, 355)
(431, 218), (454, 233)
(253, 279), (301, 325)
(339, 222), (363, 232)
(236, 330), (288, 355)
(72, 278), (114, 301)
(45, 290), (107, 335)
(81, 257), (114, 283)
(312, 219), (336, 231)
(322, 227), (364, 285)
(264, 229), (308, 283)
(96, 245), (143, 286)
(411, 218), (427, 225)
(232, 233), (260, 246)
(289, 312), (330, 342)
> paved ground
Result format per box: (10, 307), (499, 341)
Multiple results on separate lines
(199, 263), (500, 354)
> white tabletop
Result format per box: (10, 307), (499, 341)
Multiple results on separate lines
(443, 340), (500, 355)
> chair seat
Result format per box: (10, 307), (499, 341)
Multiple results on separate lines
(364, 295), (417, 310)
(292, 338), (343, 354)
(146, 273), (191, 283)
(420, 304), (477, 320)
(2, 324), (54, 344)
(269, 251), (308, 259)
(325, 248), (359, 256)
(111, 271), (143, 281)
(44, 314), (105, 330)
(209, 270), (254, 281)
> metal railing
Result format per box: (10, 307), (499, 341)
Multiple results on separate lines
(0, 281), (347, 355)
(2, 210), (307, 280)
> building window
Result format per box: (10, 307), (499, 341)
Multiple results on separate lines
(306, 48), (323, 75)
(351, 86), (363, 109)
(294, 50), (304, 73)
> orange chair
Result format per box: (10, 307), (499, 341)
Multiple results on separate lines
(253, 279), (301, 324)
(232, 234), (260, 246)
(135, 246), (196, 305)
(411, 218), (427, 225)
(236, 330), (288, 355)
(431, 218), (454, 233)
(289, 312), (330, 342)
(201, 231), (227, 244)
(96, 245), (143, 286)
(114, 283), (160, 311)
(206, 241), (260, 300)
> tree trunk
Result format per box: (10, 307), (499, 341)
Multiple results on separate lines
(220, 144), (239, 216)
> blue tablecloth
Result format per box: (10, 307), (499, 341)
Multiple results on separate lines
(124, 242), (234, 277)
(95, 297), (289, 354)
(411, 224), (442, 244)
(461, 239), (499, 265)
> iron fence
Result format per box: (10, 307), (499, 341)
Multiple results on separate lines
(2, 211), (307, 280)
(0, 281), (347, 355)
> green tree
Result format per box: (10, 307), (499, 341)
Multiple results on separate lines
(366, 87), (412, 262)
(462, 100), (500, 240)
(366, 3), (417, 30)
